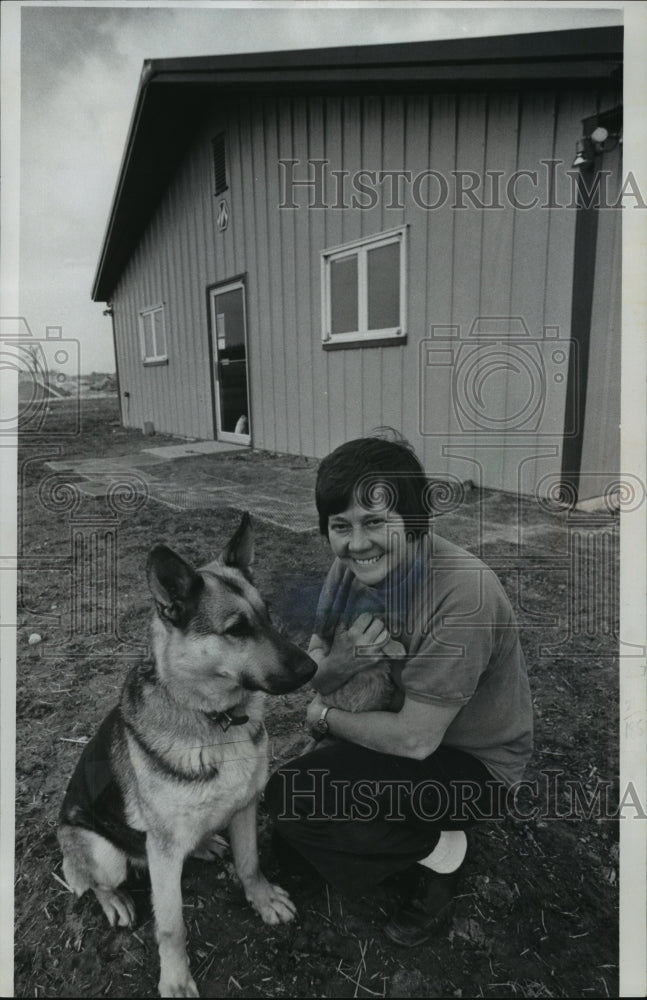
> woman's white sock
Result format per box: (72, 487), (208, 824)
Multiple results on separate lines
(418, 830), (467, 874)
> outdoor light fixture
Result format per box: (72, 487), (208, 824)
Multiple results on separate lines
(572, 109), (623, 169)
(589, 125), (622, 153)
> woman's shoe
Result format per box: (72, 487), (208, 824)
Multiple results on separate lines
(383, 861), (464, 947)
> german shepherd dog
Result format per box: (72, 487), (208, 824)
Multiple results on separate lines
(58, 514), (316, 998)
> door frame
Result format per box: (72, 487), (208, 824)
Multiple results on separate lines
(207, 274), (251, 446)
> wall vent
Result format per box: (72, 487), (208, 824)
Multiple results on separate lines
(212, 133), (228, 196)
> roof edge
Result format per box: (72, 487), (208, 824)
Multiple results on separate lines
(140, 26), (623, 78)
(91, 26), (623, 302)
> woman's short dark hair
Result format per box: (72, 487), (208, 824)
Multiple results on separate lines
(315, 434), (430, 537)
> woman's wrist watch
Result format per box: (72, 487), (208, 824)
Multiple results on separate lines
(312, 704), (333, 741)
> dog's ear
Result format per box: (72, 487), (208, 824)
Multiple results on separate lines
(221, 511), (254, 578)
(146, 544), (204, 628)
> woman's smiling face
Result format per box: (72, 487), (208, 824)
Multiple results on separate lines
(327, 501), (413, 586)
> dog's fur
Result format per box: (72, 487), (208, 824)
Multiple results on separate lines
(58, 514), (316, 998)
(320, 660), (395, 713)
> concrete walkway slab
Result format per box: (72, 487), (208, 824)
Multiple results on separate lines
(147, 486), (232, 511)
(142, 441), (245, 459)
(45, 453), (167, 473)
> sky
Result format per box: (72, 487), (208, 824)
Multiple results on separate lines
(9, 0), (627, 374)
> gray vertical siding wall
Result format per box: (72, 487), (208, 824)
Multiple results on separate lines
(111, 84), (620, 494)
(112, 112), (225, 441)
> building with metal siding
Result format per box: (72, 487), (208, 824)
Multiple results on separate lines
(93, 28), (623, 501)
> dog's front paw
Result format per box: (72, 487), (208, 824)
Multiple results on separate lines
(246, 877), (297, 925)
(159, 969), (199, 998)
(191, 831), (228, 861)
(95, 887), (136, 928)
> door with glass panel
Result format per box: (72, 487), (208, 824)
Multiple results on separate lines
(209, 280), (251, 445)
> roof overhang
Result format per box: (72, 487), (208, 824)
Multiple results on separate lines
(92, 27), (623, 302)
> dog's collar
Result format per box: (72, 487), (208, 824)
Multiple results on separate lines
(202, 709), (249, 731)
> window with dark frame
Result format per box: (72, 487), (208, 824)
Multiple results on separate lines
(321, 227), (407, 347)
(212, 133), (228, 196)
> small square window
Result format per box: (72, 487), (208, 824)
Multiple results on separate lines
(321, 227), (406, 346)
(139, 304), (167, 363)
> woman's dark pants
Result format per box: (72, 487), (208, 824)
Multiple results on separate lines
(265, 740), (504, 894)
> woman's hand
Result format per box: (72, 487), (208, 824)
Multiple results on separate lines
(319, 614), (405, 693)
(310, 614), (406, 695)
(329, 612), (404, 669)
(333, 612), (391, 658)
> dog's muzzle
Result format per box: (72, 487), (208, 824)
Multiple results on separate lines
(244, 646), (317, 695)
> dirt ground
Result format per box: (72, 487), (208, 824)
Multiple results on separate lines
(15, 397), (620, 998)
